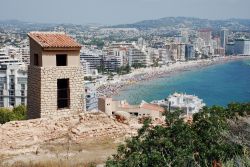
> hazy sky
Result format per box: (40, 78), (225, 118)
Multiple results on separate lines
(0, 0), (250, 25)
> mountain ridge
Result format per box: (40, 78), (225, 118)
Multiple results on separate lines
(110, 17), (250, 31)
(1, 17), (250, 31)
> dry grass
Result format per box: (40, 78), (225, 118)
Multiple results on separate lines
(1, 160), (97, 167)
(41, 136), (118, 153)
(0, 137), (120, 167)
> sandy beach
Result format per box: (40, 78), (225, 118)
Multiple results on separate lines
(97, 56), (250, 97)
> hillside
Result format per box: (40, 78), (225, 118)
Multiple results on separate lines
(0, 112), (139, 166)
(111, 17), (250, 31)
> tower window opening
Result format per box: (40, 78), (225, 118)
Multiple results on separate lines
(34, 54), (39, 66)
(57, 79), (70, 109)
(56, 54), (67, 66)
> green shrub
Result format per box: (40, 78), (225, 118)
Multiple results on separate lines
(0, 105), (27, 124)
(106, 104), (250, 167)
(0, 108), (12, 124)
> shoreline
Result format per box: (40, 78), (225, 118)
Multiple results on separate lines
(97, 56), (250, 98)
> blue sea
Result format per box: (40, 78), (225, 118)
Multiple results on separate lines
(113, 59), (250, 106)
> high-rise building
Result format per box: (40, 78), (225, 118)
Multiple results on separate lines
(213, 36), (221, 49)
(198, 29), (212, 45)
(80, 52), (102, 70)
(105, 44), (130, 66)
(27, 32), (84, 119)
(0, 64), (27, 107)
(85, 81), (98, 111)
(214, 48), (225, 56)
(128, 45), (152, 67)
(158, 48), (171, 64)
(185, 44), (195, 60)
(80, 59), (91, 75)
(169, 43), (178, 61)
(177, 43), (186, 61)
(234, 39), (250, 56)
(220, 29), (229, 49)
(0, 47), (24, 65)
(20, 47), (30, 65)
(226, 42), (235, 55)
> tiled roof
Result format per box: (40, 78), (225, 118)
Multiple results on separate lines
(28, 32), (81, 48)
(140, 103), (165, 112)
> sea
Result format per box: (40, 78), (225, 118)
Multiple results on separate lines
(113, 59), (250, 107)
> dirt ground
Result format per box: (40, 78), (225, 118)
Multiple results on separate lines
(0, 113), (137, 167)
(0, 136), (125, 167)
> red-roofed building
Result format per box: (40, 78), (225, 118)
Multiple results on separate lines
(28, 32), (81, 49)
(27, 32), (84, 119)
(98, 97), (165, 120)
(140, 103), (165, 113)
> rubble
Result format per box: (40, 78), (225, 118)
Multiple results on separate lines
(0, 112), (138, 156)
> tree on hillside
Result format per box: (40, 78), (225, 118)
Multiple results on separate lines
(106, 105), (249, 167)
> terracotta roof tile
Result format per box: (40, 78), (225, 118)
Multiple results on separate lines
(28, 32), (81, 48)
(140, 103), (165, 112)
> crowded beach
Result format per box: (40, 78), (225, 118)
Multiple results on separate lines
(97, 56), (250, 97)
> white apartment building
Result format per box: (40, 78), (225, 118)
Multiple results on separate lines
(152, 93), (205, 116)
(0, 64), (27, 107)
(20, 46), (30, 65)
(85, 81), (98, 111)
(193, 38), (206, 51)
(158, 48), (172, 64)
(102, 42), (153, 68)
(102, 55), (123, 71)
(167, 93), (205, 115)
(128, 44), (152, 67)
(80, 59), (91, 75)
(0, 47), (24, 65)
(106, 47), (127, 67)
(108, 43), (132, 66)
(80, 50), (102, 70)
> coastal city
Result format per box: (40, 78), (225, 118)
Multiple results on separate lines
(0, 19), (250, 112)
(1, 3), (250, 164)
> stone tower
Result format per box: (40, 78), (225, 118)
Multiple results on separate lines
(27, 32), (84, 119)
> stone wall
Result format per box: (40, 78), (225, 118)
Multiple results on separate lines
(98, 97), (106, 113)
(27, 66), (41, 119)
(0, 113), (138, 155)
(29, 38), (43, 66)
(28, 66), (85, 119)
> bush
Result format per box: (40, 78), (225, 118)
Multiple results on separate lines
(0, 105), (27, 124)
(0, 108), (12, 124)
(106, 104), (250, 167)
